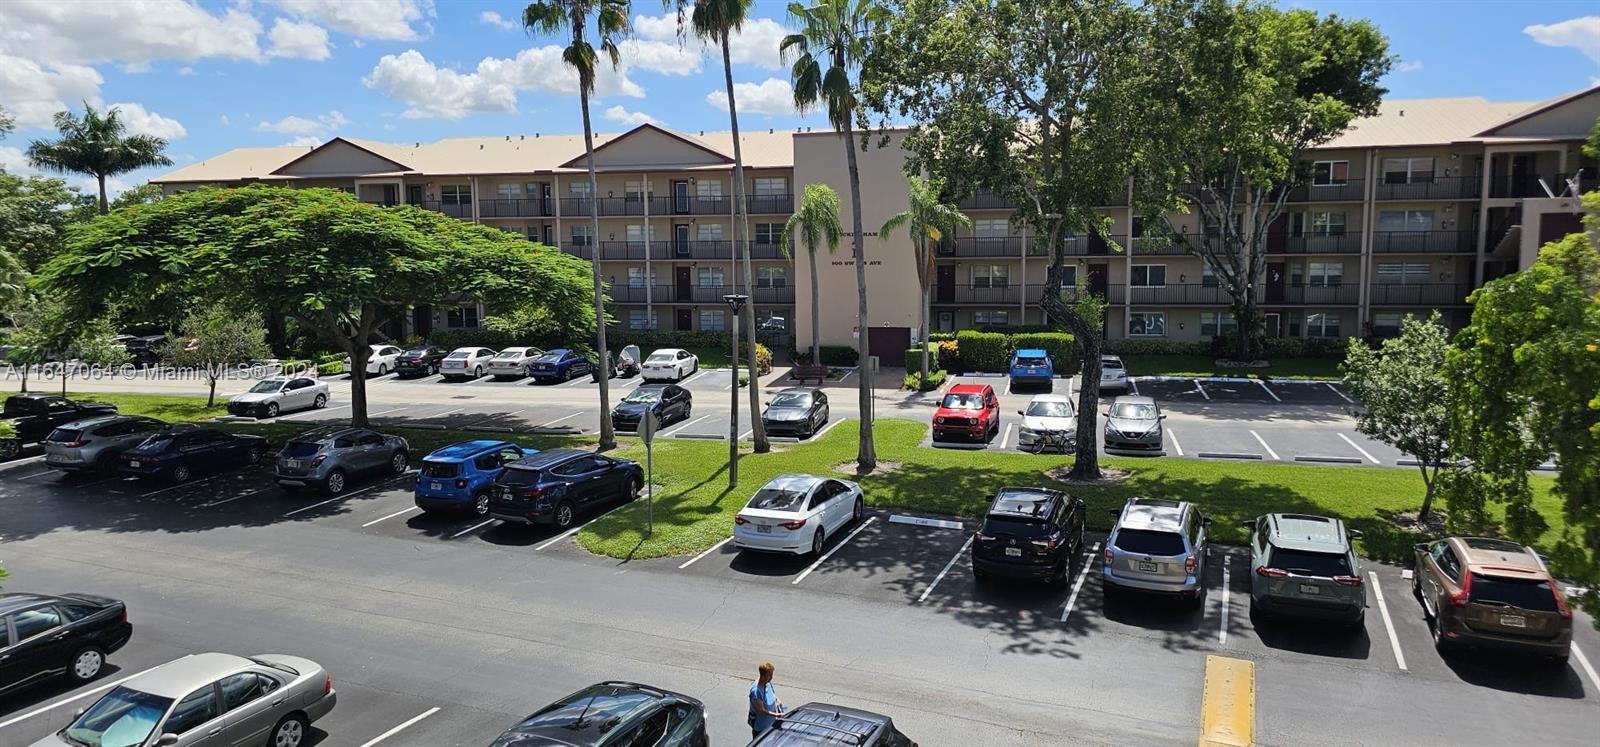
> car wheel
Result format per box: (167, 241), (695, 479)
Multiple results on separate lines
(554, 501), (576, 529)
(0, 439), (19, 460)
(67, 646), (105, 683)
(429, 363), (438, 376)
(810, 528), (826, 556)
(852, 497), (864, 523)
(380, 363), (390, 376)
(474, 365), (483, 378)
(390, 451), (408, 475)
(1431, 617), (1453, 653)
(270, 713), (309, 747)
(627, 476), (642, 501)
(973, 569), (989, 586)
(245, 447), (264, 466)
(471, 491), (490, 517)
(313, 394), (327, 409)
(324, 469), (347, 495)
(680, 405), (691, 422)
(171, 464), (192, 483)
(264, 402), (280, 419)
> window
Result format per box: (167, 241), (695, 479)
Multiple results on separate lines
(441, 184), (472, 205)
(220, 673), (278, 711)
(626, 267), (658, 287)
(757, 310), (787, 330)
(624, 179), (650, 198)
(11, 606), (61, 639)
(59, 604), (96, 622)
(628, 309), (658, 330)
(1377, 210), (1435, 232)
(0, 622), (8, 648)
(1131, 265), (1167, 287)
(1373, 312), (1405, 338)
(1311, 161), (1349, 186)
(526, 182), (546, 198)
(753, 177), (787, 195)
(568, 180), (592, 197)
(1199, 312), (1237, 338)
(697, 223), (724, 241)
(1306, 262), (1344, 287)
(496, 183), (521, 199)
(696, 179), (723, 198)
(1381, 157), (1436, 184)
(164, 687), (220, 735)
(625, 224), (657, 243)
(1200, 264), (1219, 288)
(974, 218), (1009, 237)
(570, 224), (594, 246)
(1305, 312), (1341, 338)
(446, 305), (480, 329)
(1129, 312), (1167, 336)
(1376, 262), (1430, 284)
(697, 267), (724, 288)
(754, 223), (783, 244)
(973, 310), (1009, 325)
(972, 264), (1009, 288)
(1060, 265), (1078, 288)
(757, 267), (787, 288)
(699, 309), (726, 331)
(1310, 211), (1346, 236)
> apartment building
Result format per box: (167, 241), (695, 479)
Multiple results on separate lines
(154, 85), (1600, 359)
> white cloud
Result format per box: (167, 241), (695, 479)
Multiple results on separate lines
(107, 102), (187, 140)
(267, 18), (332, 61)
(255, 111), (349, 138)
(0, 54), (104, 128)
(626, 13), (787, 73)
(177, 66), (196, 76)
(1524, 16), (1600, 65)
(1395, 60), (1423, 73)
(285, 136), (322, 147)
(219, 115), (231, 126)
(268, 0), (434, 42)
(480, 10), (518, 32)
(619, 38), (703, 76)
(707, 78), (797, 115)
(604, 105), (660, 126)
(363, 48), (644, 120)
(0, 0), (263, 65)
(726, 18), (789, 71)
(0, 145), (27, 172)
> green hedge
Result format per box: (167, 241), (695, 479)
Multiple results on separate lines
(955, 330), (1012, 372)
(792, 345), (859, 366)
(608, 329), (732, 352)
(1101, 339), (1210, 356)
(928, 332), (957, 343)
(903, 369), (947, 391)
(316, 361), (343, 376)
(1011, 333), (1078, 374)
(903, 343), (938, 371)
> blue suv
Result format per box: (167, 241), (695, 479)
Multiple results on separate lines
(415, 440), (530, 516)
(1009, 348), (1054, 389)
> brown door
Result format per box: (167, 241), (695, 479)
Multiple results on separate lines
(1266, 214), (1287, 253)
(936, 265), (956, 303)
(1087, 264), (1108, 295)
(405, 185), (424, 205)
(1266, 262), (1286, 303)
(867, 327), (912, 363)
(676, 309), (692, 331)
(675, 267), (692, 301)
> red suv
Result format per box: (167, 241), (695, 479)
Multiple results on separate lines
(933, 384), (1000, 442)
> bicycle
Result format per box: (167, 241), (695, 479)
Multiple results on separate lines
(1027, 429), (1076, 455)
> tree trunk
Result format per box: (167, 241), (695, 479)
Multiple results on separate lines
(96, 173), (108, 215)
(19, 367), (28, 393)
(918, 235), (929, 387)
(1418, 467), (1437, 521)
(346, 341), (369, 428)
(723, 34), (768, 454)
(729, 303), (740, 487)
(1040, 256), (1102, 480)
(207, 376), (217, 407)
(840, 119), (875, 470)
(580, 89), (615, 451)
(808, 246), (821, 365)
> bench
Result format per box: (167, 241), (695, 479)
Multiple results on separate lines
(790, 364), (830, 384)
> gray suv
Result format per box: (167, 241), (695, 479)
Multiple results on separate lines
(1243, 513), (1366, 628)
(273, 426), (409, 494)
(43, 415), (169, 473)
(1103, 498), (1210, 604)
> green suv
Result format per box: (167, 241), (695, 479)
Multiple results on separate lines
(1243, 513), (1367, 628)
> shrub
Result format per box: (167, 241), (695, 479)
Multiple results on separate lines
(1207, 334), (1347, 360)
(937, 339), (961, 374)
(738, 374), (750, 388)
(903, 343), (938, 372)
(793, 345), (860, 366)
(1010, 332), (1076, 374)
(903, 369), (947, 391)
(608, 329), (732, 352)
(754, 343), (772, 375)
(316, 352), (347, 365)
(928, 332), (956, 343)
(955, 330), (1009, 372)
(1101, 338), (1210, 356)
(316, 360), (343, 376)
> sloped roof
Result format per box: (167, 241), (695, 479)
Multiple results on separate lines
(152, 145), (315, 183)
(1320, 97), (1535, 149)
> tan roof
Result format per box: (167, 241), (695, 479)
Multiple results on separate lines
(153, 145), (314, 183)
(1319, 96), (1535, 150)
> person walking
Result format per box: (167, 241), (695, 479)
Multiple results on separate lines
(748, 661), (785, 739)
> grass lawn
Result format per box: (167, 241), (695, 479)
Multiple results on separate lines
(1119, 354), (1344, 380)
(67, 391), (229, 422)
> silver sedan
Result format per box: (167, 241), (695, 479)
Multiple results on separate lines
(1103, 395), (1165, 452)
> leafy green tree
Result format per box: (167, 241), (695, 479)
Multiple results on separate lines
(1340, 312), (1452, 521)
(0, 105), (12, 139)
(163, 306), (272, 406)
(25, 103), (174, 214)
(4, 298), (65, 393)
(56, 315), (127, 397)
(524, 0), (630, 452)
(782, 183), (842, 366)
(0, 172), (95, 271)
(43, 186), (596, 426)
(110, 183), (166, 210)
(880, 175), (969, 388)
(783, 0), (890, 470)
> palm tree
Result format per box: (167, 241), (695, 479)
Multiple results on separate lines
(693, 0), (770, 454)
(525, 0), (630, 451)
(782, 184), (842, 366)
(880, 175), (968, 389)
(783, 0), (889, 470)
(25, 103), (173, 214)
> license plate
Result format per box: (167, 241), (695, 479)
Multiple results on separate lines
(286, 459), (304, 469)
(1005, 547), (1022, 557)
(1299, 583), (1321, 595)
(431, 481), (442, 490)
(756, 524), (771, 534)
(1137, 559), (1159, 573)
(1501, 614), (1527, 628)
(128, 460), (141, 468)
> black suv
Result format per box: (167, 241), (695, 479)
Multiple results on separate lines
(394, 345), (450, 377)
(489, 448), (644, 529)
(492, 681), (708, 747)
(0, 592), (132, 696)
(971, 487), (1086, 588)
(749, 703), (917, 746)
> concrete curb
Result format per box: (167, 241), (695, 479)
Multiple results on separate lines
(1293, 455), (1364, 465)
(1197, 452), (1263, 460)
(1131, 375), (1342, 385)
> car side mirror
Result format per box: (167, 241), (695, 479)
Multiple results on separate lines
(155, 735), (180, 747)
(1347, 529), (1364, 540)
(1201, 517), (1213, 527)
(1413, 542), (1428, 553)
(1101, 411), (1110, 417)
(76, 707), (87, 718)
(1016, 410), (1024, 416)
(1239, 520), (1254, 529)
(1106, 508), (1120, 517)
(1159, 414), (1167, 420)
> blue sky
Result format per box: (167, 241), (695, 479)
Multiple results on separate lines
(1, 1), (1598, 196)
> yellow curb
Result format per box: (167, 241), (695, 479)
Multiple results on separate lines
(1199, 654), (1255, 747)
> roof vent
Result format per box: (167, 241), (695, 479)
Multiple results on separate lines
(768, 128), (773, 134)
(505, 135), (510, 141)
(1398, 109), (1405, 117)
(699, 130), (704, 136)
(479, 144), (484, 150)
(520, 135), (525, 140)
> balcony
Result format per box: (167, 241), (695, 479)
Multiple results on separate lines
(1489, 173), (1566, 199)
(1108, 284), (1232, 305)
(957, 192), (1014, 210)
(1287, 182), (1365, 202)
(1374, 177), (1480, 201)
(746, 194), (794, 214)
(1268, 233), (1361, 254)
(607, 284), (795, 305)
(479, 198), (553, 218)
(1369, 282), (1472, 306)
(417, 200), (472, 218)
(563, 240), (791, 262)
(1371, 230), (1475, 254)
(1271, 284), (1360, 305)
(941, 237), (1027, 257)
(932, 284), (1024, 305)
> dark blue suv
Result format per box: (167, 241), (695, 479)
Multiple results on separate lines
(488, 448), (644, 529)
(415, 440), (529, 516)
(527, 348), (591, 382)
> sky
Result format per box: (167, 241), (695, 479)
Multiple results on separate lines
(1, 0), (1598, 198)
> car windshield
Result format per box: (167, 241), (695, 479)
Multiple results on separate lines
(1102, 359), (1124, 371)
(1267, 548), (1352, 577)
(1114, 528), (1186, 556)
(941, 393), (984, 410)
(248, 380), (285, 393)
(446, 351), (470, 359)
(134, 434), (177, 452)
(420, 461), (461, 478)
(771, 392), (811, 408)
(494, 350), (523, 359)
(64, 686), (172, 747)
(647, 352), (676, 362)
(47, 428), (84, 443)
(1016, 357), (1047, 367)
(499, 466), (542, 486)
(1025, 401), (1071, 418)
(521, 688), (654, 741)
(1111, 403), (1157, 419)
(624, 389), (663, 403)
(535, 352), (566, 363)
(404, 348), (433, 356)
(281, 441), (322, 458)
(748, 486), (808, 511)
(1468, 574), (1558, 611)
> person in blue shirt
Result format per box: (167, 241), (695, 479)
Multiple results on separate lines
(748, 661), (786, 738)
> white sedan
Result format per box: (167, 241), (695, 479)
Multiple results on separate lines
(227, 376), (330, 418)
(1017, 393), (1076, 450)
(734, 474), (865, 556)
(641, 348), (699, 381)
(488, 346), (543, 379)
(344, 344), (403, 376)
(1099, 354), (1129, 391)
(441, 347), (497, 380)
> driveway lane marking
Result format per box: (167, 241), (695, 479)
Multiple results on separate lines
(1167, 428), (1184, 457)
(1368, 571), (1408, 671)
(450, 519), (496, 539)
(0, 655), (195, 730)
(998, 423), (1013, 450)
(792, 516), (877, 585)
(362, 505), (421, 527)
(1193, 379), (1210, 401)
(538, 412), (583, 428)
(1572, 643), (1600, 692)
(661, 414), (714, 437)
(1218, 556), (1231, 644)
(918, 535), (974, 604)
(1327, 382), (1354, 404)
(1059, 542), (1101, 622)
(1256, 378), (1282, 402)
(679, 536), (734, 569)
(1338, 433), (1382, 464)
(1249, 430), (1280, 461)
(359, 707), (441, 747)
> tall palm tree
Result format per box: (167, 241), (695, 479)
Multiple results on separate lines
(694, 0), (770, 454)
(880, 175), (969, 389)
(782, 0), (889, 470)
(781, 183), (842, 366)
(525, 0), (630, 451)
(26, 103), (173, 214)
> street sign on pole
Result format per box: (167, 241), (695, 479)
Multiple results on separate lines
(640, 410), (659, 534)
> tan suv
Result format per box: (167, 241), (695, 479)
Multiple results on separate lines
(1412, 537), (1572, 664)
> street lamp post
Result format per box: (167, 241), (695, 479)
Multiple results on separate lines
(723, 293), (749, 488)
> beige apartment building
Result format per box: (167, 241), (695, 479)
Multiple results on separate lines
(154, 85), (1600, 360)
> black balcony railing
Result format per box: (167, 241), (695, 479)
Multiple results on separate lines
(1489, 173), (1566, 199)
(1374, 177), (1480, 201)
(1274, 284), (1360, 305)
(361, 198), (399, 207)
(957, 193), (1014, 210)
(417, 200), (472, 218)
(1272, 233), (1360, 254)
(563, 240), (789, 262)
(932, 284), (1024, 305)
(1371, 230), (1475, 254)
(942, 237), (1024, 257)
(746, 194), (794, 214)
(1287, 181), (1366, 202)
(1109, 284), (1232, 305)
(607, 284), (795, 305)
(479, 198), (553, 218)
(1368, 283), (1472, 306)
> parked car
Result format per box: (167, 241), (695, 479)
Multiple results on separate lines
(441, 346), (496, 380)
(226, 377), (329, 419)
(414, 440), (527, 516)
(931, 384), (1000, 443)
(1, 394), (119, 459)
(526, 348), (592, 382)
(1412, 536), (1572, 663)
(749, 703), (917, 747)
(1099, 354), (1129, 392)
(1244, 513), (1366, 627)
(1103, 396), (1165, 452)
(616, 344), (642, 378)
(273, 426), (410, 495)
(1102, 498), (1211, 604)
(762, 388), (830, 439)
(971, 487), (1085, 588)
(1016, 394), (1075, 451)
(491, 681), (708, 747)
(43, 415), (169, 473)
(1008, 348), (1054, 389)
(119, 428), (269, 483)
(611, 384), (692, 431)
(30, 651), (337, 747)
(487, 346), (543, 379)
(734, 474), (865, 556)
(0, 592), (132, 697)
(641, 348), (699, 381)
(394, 345), (450, 378)
(343, 343), (403, 376)
(588, 350), (620, 382)
(488, 448), (643, 529)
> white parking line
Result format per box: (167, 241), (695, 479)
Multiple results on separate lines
(0, 655), (195, 730)
(1368, 571), (1408, 671)
(281, 404), (349, 421)
(1219, 557), (1231, 644)
(679, 536), (734, 569)
(836, 367), (856, 382)
(793, 516), (877, 585)
(918, 535), (974, 603)
(425, 407), (462, 419)
(466, 409), (524, 429)
(17, 468), (59, 480)
(1249, 430), (1281, 461)
(1572, 643), (1600, 692)
(450, 518), (496, 539)
(1256, 379), (1282, 402)
(1167, 428), (1184, 457)
(140, 473), (233, 498)
(1004, 380), (1012, 396)
(1129, 378), (1139, 396)
(998, 423), (1013, 450)
(1193, 379), (1210, 401)
(534, 503), (631, 551)
(362, 506), (420, 527)
(0, 455), (47, 470)
(563, 374), (593, 387)
(1059, 542), (1101, 622)
(661, 414), (714, 437)
(1327, 383), (1354, 404)
(539, 411), (583, 428)
(200, 485), (275, 508)
(367, 407), (407, 418)
(810, 419), (844, 440)
(359, 707), (441, 747)
(281, 474), (410, 517)
(1338, 433), (1381, 464)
